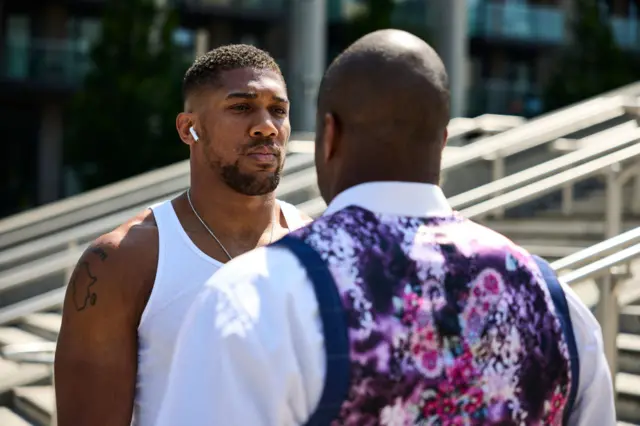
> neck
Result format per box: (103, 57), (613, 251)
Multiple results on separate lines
(187, 175), (276, 238)
(330, 158), (440, 203)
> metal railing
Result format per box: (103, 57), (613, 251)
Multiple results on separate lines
(441, 94), (636, 172)
(3, 84), (639, 249)
(4, 127), (640, 325)
(291, 99), (640, 218)
(0, 163), (322, 298)
(298, 121), (640, 218)
(0, 116), (520, 262)
(0, 118), (490, 251)
(0, 152), (315, 251)
(0, 113), (531, 274)
(554, 238), (640, 390)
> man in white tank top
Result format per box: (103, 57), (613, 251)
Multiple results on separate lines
(54, 44), (310, 426)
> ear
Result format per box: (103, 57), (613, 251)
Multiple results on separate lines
(441, 127), (448, 151)
(176, 112), (197, 146)
(321, 113), (340, 162)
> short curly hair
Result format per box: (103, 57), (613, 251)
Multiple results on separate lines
(183, 44), (283, 99)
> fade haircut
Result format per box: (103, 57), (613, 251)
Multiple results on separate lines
(317, 31), (450, 148)
(182, 44), (283, 100)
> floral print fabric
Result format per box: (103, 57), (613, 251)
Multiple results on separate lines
(292, 206), (571, 425)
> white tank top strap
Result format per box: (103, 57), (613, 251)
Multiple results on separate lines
(278, 199), (306, 231)
(149, 200), (180, 235)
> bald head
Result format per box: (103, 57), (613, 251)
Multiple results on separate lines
(314, 29), (450, 203)
(317, 29), (450, 147)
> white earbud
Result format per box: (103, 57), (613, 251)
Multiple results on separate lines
(189, 126), (199, 142)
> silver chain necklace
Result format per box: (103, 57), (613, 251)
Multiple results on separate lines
(186, 188), (275, 260)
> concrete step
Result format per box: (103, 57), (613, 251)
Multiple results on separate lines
(0, 407), (31, 426)
(12, 386), (54, 426)
(544, 187), (640, 217)
(18, 314), (61, 342)
(0, 327), (46, 348)
(618, 333), (640, 376)
(617, 372), (640, 424)
(3, 377), (638, 425)
(0, 358), (50, 403)
(621, 305), (640, 335)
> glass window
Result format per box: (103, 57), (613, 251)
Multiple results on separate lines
(5, 15), (31, 79)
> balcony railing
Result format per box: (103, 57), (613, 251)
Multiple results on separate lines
(611, 16), (640, 51)
(2, 38), (91, 87)
(469, 2), (566, 44)
(178, 0), (285, 13)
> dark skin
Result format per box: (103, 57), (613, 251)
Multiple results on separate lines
(54, 67), (311, 426)
(314, 30), (450, 204)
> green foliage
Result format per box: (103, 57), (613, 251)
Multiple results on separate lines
(543, 0), (638, 112)
(345, 0), (430, 46)
(65, 0), (189, 191)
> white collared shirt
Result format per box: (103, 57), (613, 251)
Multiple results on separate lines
(157, 182), (616, 426)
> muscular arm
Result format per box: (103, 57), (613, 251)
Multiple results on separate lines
(55, 225), (155, 426)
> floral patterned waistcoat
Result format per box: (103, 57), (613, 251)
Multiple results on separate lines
(274, 206), (576, 426)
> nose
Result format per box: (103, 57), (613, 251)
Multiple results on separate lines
(250, 111), (278, 139)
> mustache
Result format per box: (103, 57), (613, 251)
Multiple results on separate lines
(243, 138), (283, 156)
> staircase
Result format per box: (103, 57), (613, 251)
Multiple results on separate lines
(2, 86), (640, 423)
(0, 292), (639, 424)
(0, 311), (57, 425)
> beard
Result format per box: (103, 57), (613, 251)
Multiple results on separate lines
(201, 132), (285, 196)
(220, 160), (282, 196)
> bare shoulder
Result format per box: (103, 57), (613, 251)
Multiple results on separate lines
(55, 209), (159, 425)
(297, 210), (314, 225)
(65, 209), (158, 318)
(94, 208), (158, 267)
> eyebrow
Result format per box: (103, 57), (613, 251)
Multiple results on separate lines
(225, 92), (289, 104)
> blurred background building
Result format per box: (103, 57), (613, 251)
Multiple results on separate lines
(1, 0), (639, 217)
(2, 2), (640, 424)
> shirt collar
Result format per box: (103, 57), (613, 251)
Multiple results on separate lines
(324, 181), (452, 217)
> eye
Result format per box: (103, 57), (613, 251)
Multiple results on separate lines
(230, 104), (250, 112)
(272, 107), (288, 116)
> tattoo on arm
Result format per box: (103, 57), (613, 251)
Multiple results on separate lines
(90, 247), (108, 261)
(71, 248), (108, 312)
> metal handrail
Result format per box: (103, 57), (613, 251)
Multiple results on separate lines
(560, 242), (640, 285)
(4, 138), (640, 325)
(448, 122), (640, 209)
(1, 342), (56, 364)
(441, 95), (632, 169)
(0, 141), (488, 272)
(0, 161), (321, 272)
(556, 240), (640, 377)
(0, 151), (315, 250)
(0, 163), (322, 294)
(0, 287), (66, 325)
(2, 85), (636, 247)
(0, 117), (493, 249)
(297, 121), (640, 218)
(551, 227), (640, 271)
(265, 97), (635, 169)
(458, 142), (640, 219)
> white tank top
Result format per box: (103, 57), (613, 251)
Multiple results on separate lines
(132, 199), (306, 426)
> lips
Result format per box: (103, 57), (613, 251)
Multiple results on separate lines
(246, 146), (278, 163)
(248, 146), (278, 156)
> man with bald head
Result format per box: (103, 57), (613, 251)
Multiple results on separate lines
(157, 30), (615, 425)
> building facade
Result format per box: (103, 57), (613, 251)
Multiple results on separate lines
(0, 0), (638, 217)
